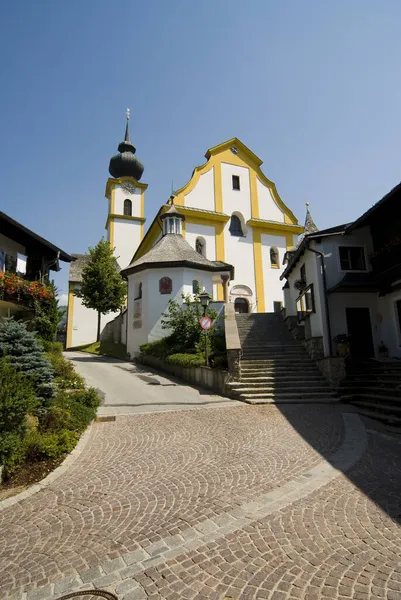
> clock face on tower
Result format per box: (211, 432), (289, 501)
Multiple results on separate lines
(121, 181), (136, 195)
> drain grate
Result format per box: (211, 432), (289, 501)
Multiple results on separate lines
(57, 591), (118, 600)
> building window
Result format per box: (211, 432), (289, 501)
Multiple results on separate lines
(229, 214), (244, 236)
(296, 284), (315, 322)
(192, 280), (200, 294)
(232, 175), (240, 190)
(270, 246), (279, 268)
(159, 277), (172, 295)
(123, 199), (132, 216)
(300, 263), (306, 282)
(135, 282), (142, 300)
(195, 237), (206, 256)
(339, 246), (366, 271)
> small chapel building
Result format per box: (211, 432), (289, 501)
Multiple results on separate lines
(67, 114), (303, 349)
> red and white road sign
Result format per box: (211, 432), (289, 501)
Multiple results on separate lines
(199, 316), (212, 330)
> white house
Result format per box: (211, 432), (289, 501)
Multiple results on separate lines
(120, 203), (234, 357)
(281, 183), (401, 360)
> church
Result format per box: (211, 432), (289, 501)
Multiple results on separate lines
(66, 114), (303, 350)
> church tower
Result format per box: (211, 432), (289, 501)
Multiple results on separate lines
(105, 109), (147, 269)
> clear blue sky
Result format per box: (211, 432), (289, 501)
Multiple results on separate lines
(1, 1), (400, 302)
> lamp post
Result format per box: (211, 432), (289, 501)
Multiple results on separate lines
(199, 290), (211, 366)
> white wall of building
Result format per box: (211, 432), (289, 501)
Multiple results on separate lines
(184, 168), (215, 211)
(113, 185), (142, 216)
(328, 292), (379, 357)
(257, 179), (284, 222)
(221, 163), (251, 219)
(113, 219), (142, 270)
(261, 233), (286, 312)
(126, 267), (215, 356)
(378, 290), (401, 358)
(69, 293), (119, 348)
(185, 222), (216, 260)
(225, 228), (256, 310)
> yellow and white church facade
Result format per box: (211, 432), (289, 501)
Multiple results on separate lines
(67, 119), (303, 348)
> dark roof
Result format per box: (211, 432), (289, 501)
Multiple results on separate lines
(328, 272), (380, 294)
(121, 233), (234, 278)
(280, 223), (349, 280)
(346, 182), (401, 232)
(69, 253), (121, 282)
(109, 118), (144, 181)
(0, 211), (71, 262)
(69, 254), (89, 282)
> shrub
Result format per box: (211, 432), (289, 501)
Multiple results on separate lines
(210, 354), (228, 369)
(166, 353), (205, 368)
(69, 387), (101, 409)
(161, 293), (217, 351)
(23, 429), (78, 461)
(43, 388), (100, 432)
(41, 340), (63, 355)
(139, 336), (175, 359)
(0, 359), (37, 439)
(46, 351), (85, 389)
(0, 319), (54, 399)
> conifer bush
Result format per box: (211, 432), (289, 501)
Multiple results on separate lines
(0, 319), (55, 399)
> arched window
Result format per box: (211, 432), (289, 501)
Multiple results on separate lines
(270, 246), (280, 268)
(229, 214), (244, 236)
(195, 237), (206, 256)
(192, 280), (200, 294)
(124, 199), (132, 216)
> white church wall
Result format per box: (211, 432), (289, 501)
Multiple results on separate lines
(257, 179), (284, 222)
(113, 219), (142, 270)
(184, 168), (215, 211)
(225, 227), (256, 311)
(221, 163), (252, 219)
(185, 222), (216, 260)
(113, 185), (142, 216)
(126, 271), (149, 357)
(261, 234), (287, 311)
(181, 268), (214, 298)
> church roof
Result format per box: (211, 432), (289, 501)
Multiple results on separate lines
(109, 112), (144, 181)
(120, 233), (234, 278)
(69, 253), (121, 282)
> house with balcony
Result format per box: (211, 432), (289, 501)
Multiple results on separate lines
(0, 211), (71, 318)
(280, 183), (401, 360)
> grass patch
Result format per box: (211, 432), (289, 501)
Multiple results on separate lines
(71, 340), (128, 360)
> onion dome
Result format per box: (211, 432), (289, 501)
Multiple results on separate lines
(109, 110), (144, 180)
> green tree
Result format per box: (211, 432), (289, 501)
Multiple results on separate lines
(0, 319), (54, 399)
(161, 293), (217, 351)
(74, 239), (127, 341)
(30, 282), (60, 341)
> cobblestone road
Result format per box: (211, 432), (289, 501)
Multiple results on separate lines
(1, 404), (400, 600)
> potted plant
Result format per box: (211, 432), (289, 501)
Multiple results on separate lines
(294, 279), (307, 291)
(334, 334), (349, 357)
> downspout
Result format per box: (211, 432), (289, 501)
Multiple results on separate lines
(308, 246), (333, 356)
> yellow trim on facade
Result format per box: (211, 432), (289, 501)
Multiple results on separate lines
(66, 283), (74, 349)
(107, 214), (146, 225)
(181, 219), (186, 238)
(252, 230), (265, 313)
(180, 207), (229, 224)
(213, 162), (223, 213)
(247, 219), (304, 235)
(105, 176), (148, 199)
(285, 233), (295, 251)
(249, 170), (259, 219)
(215, 222), (225, 301)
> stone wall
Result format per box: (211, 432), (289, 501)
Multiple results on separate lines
(304, 336), (324, 359)
(135, 354), (233, 398)
(224, 302), (241, 379)
(316, 356), (346, 388)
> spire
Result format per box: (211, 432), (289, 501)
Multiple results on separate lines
(108, 109), (144, 180)
(124, 108), (131, 143)
(304, 202), (318, 235)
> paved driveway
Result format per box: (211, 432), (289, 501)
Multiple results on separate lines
(67, 352), (239, 416)
(0, 354), (400, 600)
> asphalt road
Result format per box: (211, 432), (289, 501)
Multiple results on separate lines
(65, 351), (239, 416)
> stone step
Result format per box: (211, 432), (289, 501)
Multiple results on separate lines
(238, 375), (325, 383)
(236, 394), (339, 405)
(230, 383), (331, 392)
(235, 390), (338, 400)
(352, 400), (401, 415)
(341, 387), (401, 399)
(240, 364), (320, 371)
(342, 393), (401, 406)
(351, 405), (401, 426)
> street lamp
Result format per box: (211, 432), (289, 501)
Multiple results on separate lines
(198, 290), (211, 316)
(198, 289), (211, 366)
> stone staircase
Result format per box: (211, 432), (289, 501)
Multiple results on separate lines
(340, 359), (401, 427)
(228, 313), (337, 404)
